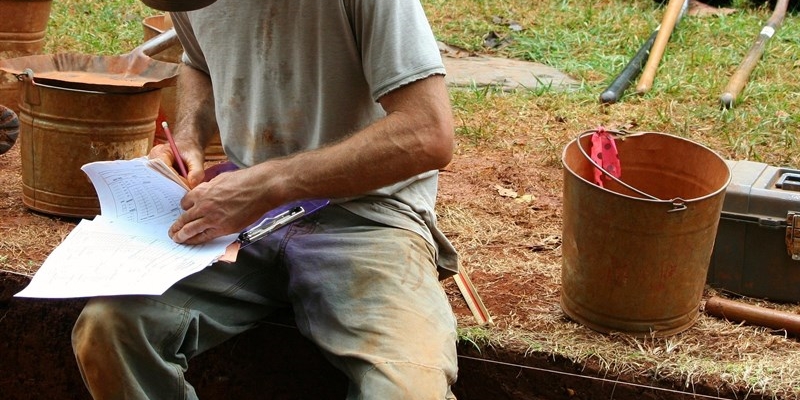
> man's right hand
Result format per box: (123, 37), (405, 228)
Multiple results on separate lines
(148, 141), (205, 188)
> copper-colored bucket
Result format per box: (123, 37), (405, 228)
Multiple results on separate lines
(0, 28), (180, 94)
(0, 0), (51, 55)
(560, 130), (731, 337)
(0, 30), (179, 217)
(0, 0), (53, 113)
(17, 76), (161, 217)
(143, 14), (225, 161)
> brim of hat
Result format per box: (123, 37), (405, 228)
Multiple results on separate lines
(140, 0), (217, 11)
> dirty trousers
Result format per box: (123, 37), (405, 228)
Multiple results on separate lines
(72, 205), (458, 399)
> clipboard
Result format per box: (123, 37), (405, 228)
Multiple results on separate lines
(238, 198), (329, 247)
(204, 162), (329, 248)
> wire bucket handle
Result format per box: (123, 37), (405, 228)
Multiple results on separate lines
(576, 128), (687, 212)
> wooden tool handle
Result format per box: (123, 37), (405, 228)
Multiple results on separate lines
(705, 296), (800, 336)
(720, 0), (789, 109)
(636, 0), (687, 94)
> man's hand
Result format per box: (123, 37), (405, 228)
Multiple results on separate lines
(148, 141), (206, 188)
(167, 166), (274, 244)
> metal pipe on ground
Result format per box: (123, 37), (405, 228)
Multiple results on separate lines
(704, 295), (800, 336)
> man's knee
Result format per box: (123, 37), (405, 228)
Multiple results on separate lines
(356, 361), (456, 400)
(73, 299), (123, 351)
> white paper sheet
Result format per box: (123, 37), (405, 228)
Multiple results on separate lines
(15, 158), (238, 299)
(82, 157), (188, 225)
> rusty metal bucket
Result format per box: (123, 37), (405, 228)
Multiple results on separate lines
(0, 30), (179, 217)
(0, 28), (179, 94)
(16, 74), (161, 217)
(0, 0), (52, 55)
(0, 0), (53, 113)
(560, 130), (731, 337)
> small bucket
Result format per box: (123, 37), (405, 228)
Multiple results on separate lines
(17, 73), (160, 218)
(560, 130), (731, 337)
(0, 0), (52, 55)
(0, 0), (53, 114)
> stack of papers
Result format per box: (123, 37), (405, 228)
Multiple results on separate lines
(15, 157), (238, 299)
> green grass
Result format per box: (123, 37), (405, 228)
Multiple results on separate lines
(457, 325), (497, 352)
(41, 0), (799, 169)
(425, 0), (800, 167)
(44, 0), (158, 55)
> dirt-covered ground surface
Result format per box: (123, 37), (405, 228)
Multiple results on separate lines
(2, 117), (800, 399)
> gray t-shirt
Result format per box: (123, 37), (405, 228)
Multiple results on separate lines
(171, 0), (458, 277)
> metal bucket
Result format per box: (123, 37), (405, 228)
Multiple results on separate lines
(0, 0), (53, 113)
(0, 28), (179, 94)
(17, 74), (161, 218)
(0, 0), (51, 55)
(560, 130), (731, 337)
(142, 14), (225, 161)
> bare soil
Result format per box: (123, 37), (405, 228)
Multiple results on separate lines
(1, 116), (799, 399)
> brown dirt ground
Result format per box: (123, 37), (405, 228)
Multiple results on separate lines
(1, 116), (800, 399)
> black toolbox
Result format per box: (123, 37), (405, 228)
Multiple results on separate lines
(707, 160), (800, 303)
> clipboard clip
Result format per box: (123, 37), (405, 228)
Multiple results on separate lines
(238, 206), (306, 245)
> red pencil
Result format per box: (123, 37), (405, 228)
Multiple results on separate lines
(161, 121), (188, 178)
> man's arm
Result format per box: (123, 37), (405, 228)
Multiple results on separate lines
(149, 63), (218, 187)
(168, 74), (454, 244)
(280, 74), (454, 202)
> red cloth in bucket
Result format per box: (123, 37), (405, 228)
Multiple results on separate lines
(590, 127), (621, 187)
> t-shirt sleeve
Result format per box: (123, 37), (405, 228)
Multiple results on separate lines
(346, 0), (445, 100)
(168, 11), (211, 75)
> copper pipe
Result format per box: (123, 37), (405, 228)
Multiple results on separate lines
(704, 296), (800, 336)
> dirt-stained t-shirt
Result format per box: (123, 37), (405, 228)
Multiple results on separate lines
(170, 0), (458, 276)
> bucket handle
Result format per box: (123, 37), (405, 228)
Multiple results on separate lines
(576, 129), (687, 213)
(14, 69), (41, 106)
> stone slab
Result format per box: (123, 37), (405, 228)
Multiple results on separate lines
(442, 55), (579, 92)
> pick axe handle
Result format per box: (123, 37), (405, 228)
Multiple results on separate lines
(720, 0), (789, 109)
(636, 0), (688, 94)
(600, 28), (658, 104)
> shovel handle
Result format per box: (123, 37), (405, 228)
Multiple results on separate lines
(136, 28), (180, 58)
(600, 29), (658, 104)
(635, 0), (688, 94)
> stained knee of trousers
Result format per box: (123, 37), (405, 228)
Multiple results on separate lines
(351, 361), (455, 400)
(72, 298), (198, 399)
(73, 301), (135, 398)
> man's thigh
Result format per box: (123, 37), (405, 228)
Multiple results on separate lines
(284, 206), (458, 394)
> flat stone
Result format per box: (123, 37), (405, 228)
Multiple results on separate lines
(442, 54), (579, 92)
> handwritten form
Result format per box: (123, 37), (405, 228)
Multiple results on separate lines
(15, 158), (238, 299)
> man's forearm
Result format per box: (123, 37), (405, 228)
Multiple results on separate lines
(168, 75), (453, 245)
(246, 75), (455, 206)
(174, 63), (218, 149)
